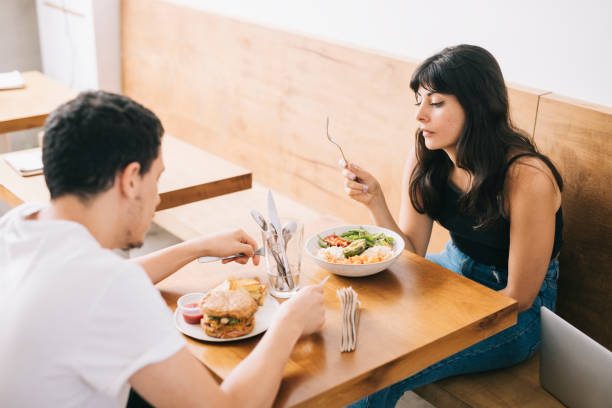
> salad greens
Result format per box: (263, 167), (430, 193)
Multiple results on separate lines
(318, 227), (395, 255)
(338, 228), (394, 247)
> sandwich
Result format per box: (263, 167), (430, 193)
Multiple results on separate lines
(213, 278), (267, 306)
(199, 289), (258, 338)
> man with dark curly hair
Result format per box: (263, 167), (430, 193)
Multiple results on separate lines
(0, 91), (325, 408)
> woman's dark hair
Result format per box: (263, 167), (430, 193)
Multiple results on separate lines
(408, 44), (563, 229)
(43, 91), (163, 200)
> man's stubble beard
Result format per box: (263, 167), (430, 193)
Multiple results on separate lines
(123, 240), (144, 251)
(121, 194), (148, 251)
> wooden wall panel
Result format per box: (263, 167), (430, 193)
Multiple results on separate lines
(121, 0), (542, 255)
(507, 82), (549, 138)
(533, 94), (612, 349)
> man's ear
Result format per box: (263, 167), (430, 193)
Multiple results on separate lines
(118, 162), (142, 199)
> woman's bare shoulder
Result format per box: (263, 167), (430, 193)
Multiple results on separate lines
(504, 153), (562, 211)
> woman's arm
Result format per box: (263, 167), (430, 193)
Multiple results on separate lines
(341, 149), (434, 256)
(502, 158), (562, 312)
(396, 150), (435, 256)
(130, 229), (260, 284)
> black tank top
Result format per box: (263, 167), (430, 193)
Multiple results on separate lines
(436, 153), (563, 268)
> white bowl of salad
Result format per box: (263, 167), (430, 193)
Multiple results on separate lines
(305, 225), (405, 277)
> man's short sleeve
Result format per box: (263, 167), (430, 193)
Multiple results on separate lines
(73, 261), (185, 398)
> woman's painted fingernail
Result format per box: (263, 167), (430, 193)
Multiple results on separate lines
(362, 185), (368, 192)
(344, 187), (351, 194)
(338, 158), (346, 168)
(348, 172), (356, 180)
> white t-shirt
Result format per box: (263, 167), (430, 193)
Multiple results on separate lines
(0, 203), (185, 408)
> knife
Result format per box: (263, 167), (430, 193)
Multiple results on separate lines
(267, 190), (295, 288)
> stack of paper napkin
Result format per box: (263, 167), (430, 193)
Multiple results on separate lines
(336, 287), (360, 352)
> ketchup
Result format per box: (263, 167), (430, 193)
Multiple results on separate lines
(182, 302), (203, 324)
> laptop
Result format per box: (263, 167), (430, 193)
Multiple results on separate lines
(540, 306), (612, 408)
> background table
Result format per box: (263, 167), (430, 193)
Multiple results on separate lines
(157, 213), (518, 407)
(0, 71), (77, 151)
(0, 136), (252, 210)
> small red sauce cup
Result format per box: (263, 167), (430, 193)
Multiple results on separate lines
(177, 293), (205, 324)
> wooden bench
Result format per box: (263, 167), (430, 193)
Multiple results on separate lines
(153, 182), (323, 243)
(415, 353), (564, 408)
(122, 1), (611, 406)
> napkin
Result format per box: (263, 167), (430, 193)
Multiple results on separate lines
(4, 149), (43, 176)
(337, 287), (360, 352)
(0, 71), (25, 90)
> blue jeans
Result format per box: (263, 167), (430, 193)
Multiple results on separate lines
(348, 240), (559, 408)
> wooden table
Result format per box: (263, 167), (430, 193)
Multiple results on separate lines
(157, 214), (518, 407)
(0, 71), (77, 151)
(0, 135), (252, 210)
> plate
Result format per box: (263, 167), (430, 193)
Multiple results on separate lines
(305, 225), (405, 277)
(174, 293), (280, 342)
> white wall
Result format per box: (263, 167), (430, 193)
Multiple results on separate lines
(0, 0), (43, 152)
(35, 0), (120, 92)
(36, 0), (98, 90)
(167, 0), (612, 108)
(0, 0), (41, 72)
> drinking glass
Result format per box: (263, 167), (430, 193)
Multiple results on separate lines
(263, 218), (303, 298)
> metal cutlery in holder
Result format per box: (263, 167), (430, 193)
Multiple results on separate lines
(251, 193), (302, 298)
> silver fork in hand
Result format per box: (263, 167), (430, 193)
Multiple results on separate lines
(327, 117), (348, 165)
(327, 117), (360, 183)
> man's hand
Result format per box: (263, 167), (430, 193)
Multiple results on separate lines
(277, 284), (326, 336)
(192, 229), (261, 265)
(133, 229), (261, 285)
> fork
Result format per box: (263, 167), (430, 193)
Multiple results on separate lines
(326, 117), (348, 165)
(197, 248), (264, 263)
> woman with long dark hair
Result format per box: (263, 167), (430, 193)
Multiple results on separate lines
(341, 44), (563, 407)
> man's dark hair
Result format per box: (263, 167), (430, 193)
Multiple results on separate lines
(42, 91), (163, 200)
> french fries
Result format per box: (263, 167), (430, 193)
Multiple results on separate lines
(213, 278), (267, 306)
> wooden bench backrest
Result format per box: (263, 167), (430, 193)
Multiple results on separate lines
(121, 0), (611, 349)
(532, 95), (612, 348)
